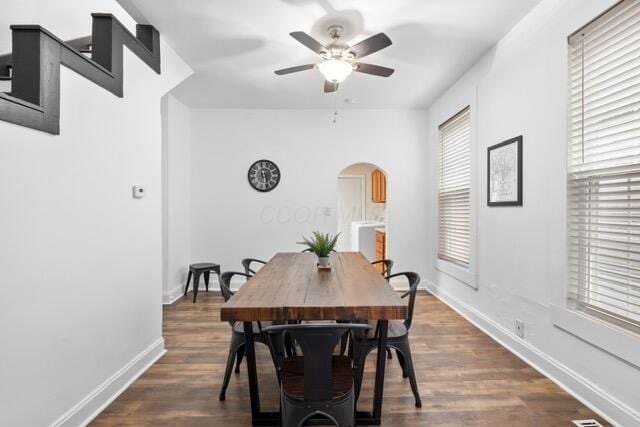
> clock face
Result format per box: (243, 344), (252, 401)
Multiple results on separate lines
(248, 160), (280, 192)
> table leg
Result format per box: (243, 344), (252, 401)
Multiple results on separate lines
(243, 321), (280, 426)
(355, 319), (388, 425)
(244, 322), (261, 418)
(372, 319), (388, 421)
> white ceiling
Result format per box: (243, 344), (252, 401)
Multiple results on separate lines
(119, 0), (541, 109)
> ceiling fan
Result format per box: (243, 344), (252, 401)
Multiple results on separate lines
(274, 25), (394, 93)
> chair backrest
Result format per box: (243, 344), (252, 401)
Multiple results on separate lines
(262, 323), (371, 402)
(372, 259), (393, 278)
(387, 272), (420, 330)
(219, 271), (251, 302)
(241, 258), (267, 275)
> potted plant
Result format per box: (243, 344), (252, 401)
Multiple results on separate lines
(298, 231), (340, 268)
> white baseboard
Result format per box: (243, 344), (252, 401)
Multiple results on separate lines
(163, 278), (247, 305)
(390, 275), (409, 290)
(426, 281), (639, 427)
(163, 284), (185, 304)
(389, 275), (431, 291)
(51, 338), (166, 427)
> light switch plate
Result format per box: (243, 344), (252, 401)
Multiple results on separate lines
(132, 185), (146, 199)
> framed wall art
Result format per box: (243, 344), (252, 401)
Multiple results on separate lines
(487, 136), (522, 206)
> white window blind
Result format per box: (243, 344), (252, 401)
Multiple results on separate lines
(438, 107), (471, 267)
(568, 0), (640, 331)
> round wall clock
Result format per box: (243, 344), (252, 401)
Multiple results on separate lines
(248, 159), (280, 192)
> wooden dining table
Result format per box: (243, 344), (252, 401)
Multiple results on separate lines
(220, 251), (407, 426)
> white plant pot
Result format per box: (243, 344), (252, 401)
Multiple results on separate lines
(318, 256), (330, 267)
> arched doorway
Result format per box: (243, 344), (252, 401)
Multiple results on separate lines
(336, 163), (387, 269)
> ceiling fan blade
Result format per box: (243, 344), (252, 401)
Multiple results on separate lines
(289, 31), (327, 55)
(274, 64), (316, 75)
(348, 33), (392, 59)
(354, 63), (395, 77)
(324, 80), (339, 93)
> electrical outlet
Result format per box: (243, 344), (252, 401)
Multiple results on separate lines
(515, 320), (524, 338)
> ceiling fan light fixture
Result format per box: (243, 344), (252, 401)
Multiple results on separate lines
(275, 29), (394, 92)
(318, 59), (353, 83)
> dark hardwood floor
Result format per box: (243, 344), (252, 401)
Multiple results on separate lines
(92, 291), (608, 426)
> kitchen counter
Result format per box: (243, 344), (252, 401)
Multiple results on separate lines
(351, 221), (386, 262)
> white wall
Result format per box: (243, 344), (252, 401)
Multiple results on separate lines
(0, 1), (191, 425)
(161, 94), (191, 303)
(188, 109), (428, 283)
(425, 0), (640, 425)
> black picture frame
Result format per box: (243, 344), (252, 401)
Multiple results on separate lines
(487, 136), (523, 206)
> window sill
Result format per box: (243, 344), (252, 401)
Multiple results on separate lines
(551, 304), (640, 369)
(435, 258), (477, 289)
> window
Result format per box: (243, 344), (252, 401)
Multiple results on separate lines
(568, 0), (640, 331)
(438, 107), (471, 267)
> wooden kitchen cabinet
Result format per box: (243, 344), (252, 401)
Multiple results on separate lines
(375, 230), (386, 272)
(371, 169), (386, 203)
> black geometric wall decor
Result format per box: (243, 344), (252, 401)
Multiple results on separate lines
(0, 13), (161, 135)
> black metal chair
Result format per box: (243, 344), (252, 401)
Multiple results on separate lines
(241, 258), (267, 275)
(339, 258), (395, 358)
(218, 271), (271, 401)
(354, 272), (422, 408)
(183, 262), (221, 303)
(263, 323), (371, 427)
(376, 258), (394, 358)
(371, 259), (393, 279)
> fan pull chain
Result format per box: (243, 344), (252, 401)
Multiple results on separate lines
(333, 92), (338, 124)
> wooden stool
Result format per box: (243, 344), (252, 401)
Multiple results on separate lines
(184, 262), (221, 303)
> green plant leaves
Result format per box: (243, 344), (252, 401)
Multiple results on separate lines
(297, 231), (340, 257)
